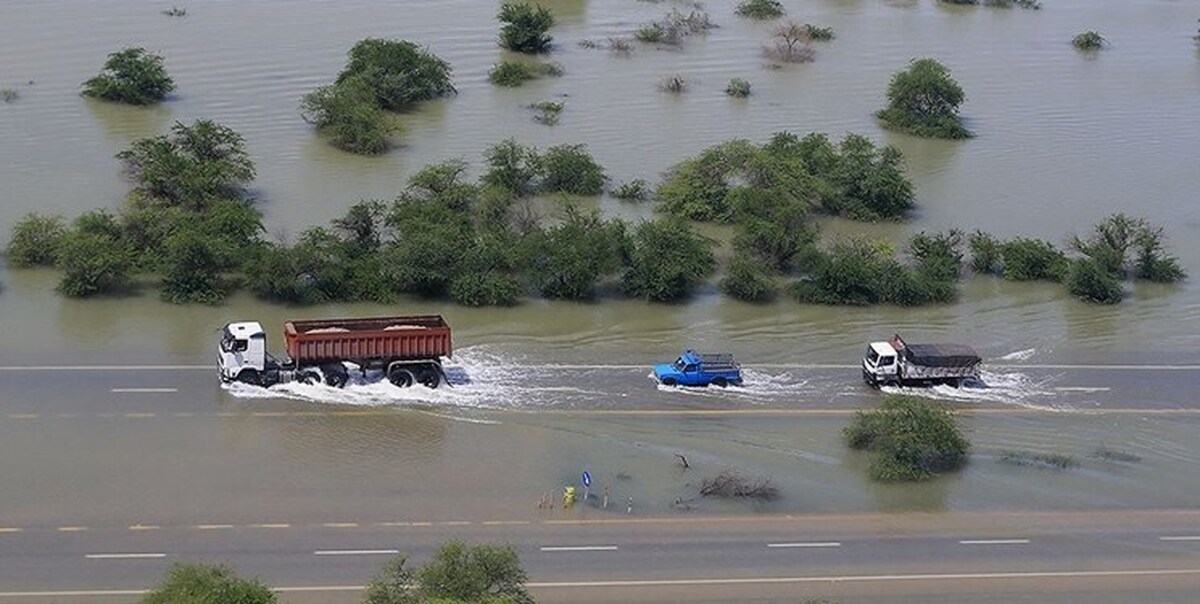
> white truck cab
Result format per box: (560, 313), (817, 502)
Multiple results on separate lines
(217, 321), (268, 383)
(862, 341), (899, 385)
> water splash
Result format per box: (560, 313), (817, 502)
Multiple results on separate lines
(880, 370), (1075, 411)
(651, 368), (810, 405)
(998, 348), (1037, 361)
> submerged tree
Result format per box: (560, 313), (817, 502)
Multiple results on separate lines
(622, 219), (716, 302)
(335, 38), (455, 111)
(81, 47), (175, 105)
(877, 58), (972, 139)
(520, 206), (627, 300)
(301, 76), (396, 155)
(844, 394), (969, 482)
(116, 119), (256, 209)
(498, 2), (556, 53)
(5, 213), (67, 268)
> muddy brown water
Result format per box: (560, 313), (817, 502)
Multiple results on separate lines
(1, 0), (1199, 521)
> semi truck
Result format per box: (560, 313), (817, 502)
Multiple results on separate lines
(653, 350), (743, 387)
(217, 315), (452, 389)
(862, 334), (981, 388)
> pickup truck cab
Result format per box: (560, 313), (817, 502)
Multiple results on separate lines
(654, 350), (743, 387)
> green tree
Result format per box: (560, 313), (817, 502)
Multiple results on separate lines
(498, 3), (555, 54)
(301, 77), (396, 155)
(482, 139), (542, 196)
(337, 39), (456, 111)
(404, 159), (481, 213)
(6, 213), (67, 268)
(622, 219), (716, 302)
(160, 228), (224, 304)
(116, 120), (256, 209)
(540, 144), (606, 195)
(877, 58), (972, 139)
(363, 556), (417, 604)
(843, 394), (969, 482)
(735, 0), (784, 19)
(415, 541), (533, 604)
(1065, 258), (1123, 304)
(56, 218), (132, 298)
(385, 201), (474, 297)
(1000, 237), (1067, 282)
(332, 200), (389, 256)
(520, 207), (627, 300)
(909, 230), (964, 283)
(141, 562), (275, 604)
(81, 47), (175, 105)
(719, 254), (778, 303)
(826, 134), (914, 220)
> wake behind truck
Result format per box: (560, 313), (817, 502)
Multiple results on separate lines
(217, 315), (451, 389)
(862, 334), (981, 388)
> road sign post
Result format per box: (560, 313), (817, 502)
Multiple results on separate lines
(582, 471), (591, 502)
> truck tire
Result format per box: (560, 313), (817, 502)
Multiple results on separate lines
(415, 366), (440, 389)
(298, 370), (321, 385)
(321, 364), (348, 388)
(712, 377), (728, 388)
(661, 377), (677, 386)
(236, 369), (261, 386)
(388, 368), (414, 388)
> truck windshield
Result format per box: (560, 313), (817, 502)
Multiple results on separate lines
(221, 337), (248, 353)
(866, 347), (880, 365)
(879, 356), (895, 367)
(674, 357), (686, 371)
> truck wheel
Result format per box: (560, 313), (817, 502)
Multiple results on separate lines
(236, 369), (261, 386)
(661, 377), (677, 387)
(324, 371), (347, 389)
(415, 367), (440, 389)
(712, 377), (728, 388)
(298, 370), (320, 385)
(388, 368), (414, 388)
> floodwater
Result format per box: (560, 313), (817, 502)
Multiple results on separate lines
(1, 0), (1200, 524)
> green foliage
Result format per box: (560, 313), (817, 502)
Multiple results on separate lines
(635, 10), (715, 46)
(843, 394), (969, 482)
(81, 47), (174, 105)
(404, 159), (481, 213)
(622, 219), (716, 303)
(386, 201), (474, 297)
(1072, 31), (1107, 51)
(909, 230), (964, 283)
(1000, 237), (1067, 281)
(56, 218), (132, 298)
(1069, 214), (1185, 283)
(520, 207), (627, 300)
(332, 200), (388, 256)
(789, 238), (955, 306)
(301, 76), (395, 155)
(363, 556), (416, 604)
(634, 24), (666, 43)
(730, 187), (817, 271)
(825, 134), (914, 220)
(141, 563), (275, 604)
(735, 0), (784, 19)
(804, 24), (836, 41)
(540, 144), (606, 195)
(1065, 258), (1123, 304)
(997, 450), (1078, 469)
(415, 541), (533, 604)
(449, 231), (524, 307)
(725, 78), (752, 97)
(528, 100), (563, 125)
(483, 139), (542, 196)
(611, 179), (651, 201)
(6, 213), (67, 268)
(877, 58), (973, 139)
(499, 2), (555, 53)
(719, 255), (778, 303)
(116, 120), (256, 209)
(337, 38), (455, 111)
(160, 228), (225, 304)
(489, 61), (537, 87)
(967, 230), (1002, 274)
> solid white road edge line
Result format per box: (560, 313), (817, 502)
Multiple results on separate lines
(959, 539), (1031, 545)
(539, 545), (619, 552)
(313, 549), (399, 556)
(84, 553), (166, 560)
(1160, 536), (1200, 541)
(767, 542), (841, 548)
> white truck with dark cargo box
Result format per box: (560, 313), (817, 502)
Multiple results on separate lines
(862, 334), (981, 388)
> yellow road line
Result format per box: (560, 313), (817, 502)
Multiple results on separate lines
(195, 524), (234, 530)
(57, 527), (87, 532)
(250, 523), (290, 529)
(128, 525), (159, 531)
(321, 523), (359, 528)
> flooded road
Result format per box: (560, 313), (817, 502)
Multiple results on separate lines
(2, 0), (1200, 539)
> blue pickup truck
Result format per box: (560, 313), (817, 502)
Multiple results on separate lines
(653, 350), (743, 387)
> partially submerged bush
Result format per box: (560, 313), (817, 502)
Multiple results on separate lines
(56, 225), (132, 298)
(6, 213), (67, 268)
(0, 88), (18, 103)
(997, 450), (1078, 469)
(499, 2), (555, 53)
(81, 47), (174, 105)
(1072, 31), (1107, 51)
(540, 144), (606, 195)
(622, 219), (716, 302)
(660, 75), (687, 94)
(790, 238), (955, 306)
(160, 227), (225, 304)
(483, 139), (542, 196)
(489, 60), (537, 87)
(1091, 447), (1142, 463)
(336, 38), (455, 111)
(1069, 214), (1185, 283)
(699, 470), (780, 500)
(141, 563), (274, 604)
(117, 120), (256, 209)
(528, 100), (563, 125)
(764, 20), (816, 63)
(1065, 258), (1123, 304)
(612, 179), (651, 201)
(1000, 237), (1068, 282)
(844, 394), (969, 482)
(720, 255), (778, 303)
(735, 0), (784, 19)
(725, 78), (752, 97)
(301, 76), (395, 155)
(805, 24), (836, 41)
(635, 9), (715, 46)
(877, 58), (972, 139)
(520, 207), (628, 300)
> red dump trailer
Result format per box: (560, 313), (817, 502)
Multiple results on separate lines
(217, 315), (452, 388)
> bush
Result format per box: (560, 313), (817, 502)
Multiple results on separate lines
(362, 556), (413, 604)
(1066, 258), (1123, 304)
(764, 21), (816, 63)
(824, 134), (913, 220)
(877, 58), (972, 139)
(612, 179), (651, 201)
(1072, 31), (1107, 51)
(1, 88), (18, 103)
(622, 219), (716, 302)
(449, 272), (523, 307)
(636, 10), (715, 47)
(909, 230), (964, 283)
(336, 38), (455, 111)
(1001, 237), (1067, 282)
(483, 139), (542, 196)
(116, 120), (256, 209)
(6, 213), (67, 268)
(843, 394), (969, 482)
(540, 144), (606, 195)
(56, 230), (132, 298)
(499, 2), (555, 53)
(160, 228), (225, 304)
(1069, 214), (1185, 283)
(489, 61), (537, 87)
(735, 0), (784, 19)
(141, 563), (274, 604)
(805, 24), (836, 41)
(81, 47), (174, 105)
(725, 78), (751, 97)
(529, 100), (563, 125)
(968, 231), (1002, 275)
(520, 207), (627, 300)
(720, 255), (777, 303)
(790, 238), (954, 307)
(301, 77), (395, 155)
(660, 75), (687, 94)
(386, 202), (475, 297)
(415, 541), (533, 604)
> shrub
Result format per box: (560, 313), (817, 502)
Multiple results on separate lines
(1072, 31), (1107, 51)
(56, 230), (132, 298)
(385, 202), (474, 297)
(735, 0), (784, 19)
(725, 78), (752, 97)
(414, 541), (533, 604)
(805, 24), (836, 41)
(997, 450), (1078, 469)
(622, 219), (716, 302)
(482, 139), (542, 196)
(843, 394), (969, 482)
(1069, 214), (1185, 283)
(362, 556), (414, 604)
(336, 38), (455, 111)
(877, 58), (972, 139)
(790, 238), (954, 306)
(824, 134), (913, 220)
(0, 88), (17, 103)
(635, 23), (666, 43)
(720, 255), (777, 303)
(449, 272), (522, 306)
(520, 207), (627, 300)
(159, 227), (225, 305)
(301, 77), (395, 155)
(540, 144), (606, 195)
(635, 10), (715, 46)
(968, 231), (1003, 274)
(6, 213), (67, 268)
(660, 75), (687, 94)
(612, 179), (651, 201)
(499, 2), (555, 53)
(141, 563), (274, 604)
(909, 230), (964, 283)
(529, 100), (563, 125)
(731, 193), (816, 271)
(162, 6), (186, 16)
(764, 21), (816, 63)
(489, 60), (537, 87)
(1001, 237), (1067, 282)
(403, 159), (479, 212)
(116, 120), (255, 209)
(1065, 258), (1123, 304)
(81, 47), (174, 105)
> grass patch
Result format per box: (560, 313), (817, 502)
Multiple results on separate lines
(844, 394), (969, 482)
(1072, 31), (1107, 51)
(725, 78), (751, 97)
(997, 450), (1079, 469)
(489, 61), (537, 87)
